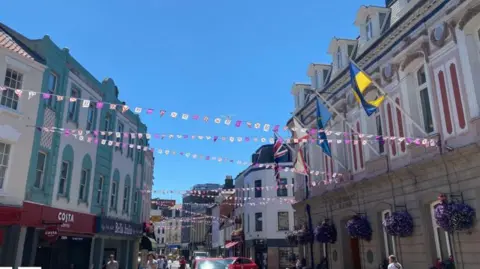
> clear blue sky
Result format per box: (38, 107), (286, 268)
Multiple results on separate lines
(2, 0), (384, 202)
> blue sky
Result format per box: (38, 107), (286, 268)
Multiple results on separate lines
(2, 0), (383, 202)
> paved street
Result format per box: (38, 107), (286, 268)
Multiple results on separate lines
(166, 261), (190, 269)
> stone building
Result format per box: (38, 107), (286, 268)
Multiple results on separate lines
(289, 0), (480, 269)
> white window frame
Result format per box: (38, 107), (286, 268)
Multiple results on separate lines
(67, 87), (79, 121)
(277, 211), (289, 231)
(110, 181), (117, 209)
(123, 185), (130, 212)
(58, 161), (69, 195)
(133, 190), (138, 213)
(0, 142), (12, 191)
(381, 209), (396, 256)
(431, 201), (453, 260)
(35, 151), (47, 189)
(383, 95), (407, 158)
(366, 16), (373, 41)
(79, 168), (89, 201)
(414, 65), (437, 135)
(1, 67), (23, 111)
(97, 175), (104, 204)
(336, 47), (343, 69)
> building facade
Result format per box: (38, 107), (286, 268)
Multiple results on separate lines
(0, 23), (152, 269)
(0, 25), (46, 267)
(242, 145), (296, 269)
(289, 1), (480, 269)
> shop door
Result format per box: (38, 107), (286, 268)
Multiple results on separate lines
(350, 238), (361, 269)
(35, 245), (53, 269)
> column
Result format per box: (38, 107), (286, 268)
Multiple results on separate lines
(125, 239), (131, 269)
(89, 236), (95, 269)
(1, 225), (21, 266)
(14, 226), (27, 268)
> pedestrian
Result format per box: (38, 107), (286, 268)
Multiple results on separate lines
(295, 259), (302, 269)
(157, 256), (165, 269)
(179, 256), (186, 269)
(106, 255), (119, 269)
(147, 253), (158, 269)
(387, 255), (403, 269)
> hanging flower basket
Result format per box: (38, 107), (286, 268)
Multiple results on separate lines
(314, 219), (337, 244)
(346, 215), (372, 241)
(434, 194), (476, 233)
(286, 231), (298, 246)
(297, 228), (313, 245)
(383, 211), (414, 237)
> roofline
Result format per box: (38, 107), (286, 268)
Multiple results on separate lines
(0, 23), (46, 64)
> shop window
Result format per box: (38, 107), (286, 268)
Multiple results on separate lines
(255, 212), (263, 231)
(1, 68), (23, 110)
(254, 180), (262, 198)
(431, 201), (453, 261)
(277, 178), (288, 197)
(277, 212), (289, 231)
(0, 142), (11, 190)
(381, 210), (396, 256)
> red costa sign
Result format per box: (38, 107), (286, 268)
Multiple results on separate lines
(21, 202), (95, 234)
(44, 226), (58, 242)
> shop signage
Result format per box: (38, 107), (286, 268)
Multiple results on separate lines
(96, 217), (143, 237)
(43, 226), (58, 242)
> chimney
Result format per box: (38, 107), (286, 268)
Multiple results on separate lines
(224, 175), (233, 189)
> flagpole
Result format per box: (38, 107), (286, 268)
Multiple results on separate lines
(293, 116), (348, 171)
(349, 59), (429, 137)
(309, 90), (381, 157)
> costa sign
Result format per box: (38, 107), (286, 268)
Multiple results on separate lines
(44, 226), (58, 242)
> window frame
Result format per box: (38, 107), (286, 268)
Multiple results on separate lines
(336, 47), (343, 69)
(133, 190), (139, 214)
(254, 180), (262, 198)
(381, 209), (396, 257)
(383, 95), (407, 158)
(46, 72), (57, 109)
(375, 111), (385, 154)
(97, 175), (104, 204)
(431, 201), (453, 260)
(255, 212), (263, 232)
(116, 122), (124, 153)
(58, 161), (69, 195)
(127, 130), (134, 159)
(0, 142), (12, 190)
(277, 178), (288, 197)
(415, 65), (435, 134)
(86, 103), (96, 131)
(79, 168), (89, 202)
(365, 15), (373, 41)
(110, 181), (117, 210)
(1, 67), (23, 111)
(123, 185), (130, 213)
(67, 87), (79, 122)
(277, 211), (289, 231)
(34, 151), (47, 189)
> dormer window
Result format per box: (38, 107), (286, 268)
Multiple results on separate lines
(366, 16), (373, 41)
(336, 47), (343, 68)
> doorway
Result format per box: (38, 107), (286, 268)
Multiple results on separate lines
(350, 238), (362, 269)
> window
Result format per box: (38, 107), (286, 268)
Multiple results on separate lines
(123, 185), (130, 212)
(79, 169), (89, 201)
(86, 103), (95, 130)
(97, 175), (104, 204)
(292, 178), (295, 194)
(161, 238), (164, 244)
(416, 67), (434, 134)
(366, 16), (373, 41)
(127, 130), (134, 159)
(116, 122), (124, 152)
(324, 142), (334, 181)
(351, 121), (365, 172)
(110, 181), (117, 209)
(1, 68), (23, 110)
(336, 47), (343, 68)
(381, 210), (396, 257)
(247, 214), (250, 232)
(375, 113), (385, 153)
(385, 98), (407, 157)
(255, 212), (263, 231)
(68, 88), (79, 121)
(431, 202), (453, 260)
(133, 190), (139, 213)
(34, 152), (47, 188)
(103, 113), (112, 140)
(277, 178), (288, 197)
(254, 180), (262, 197)
(46, 72), (57, 109)
(277, 212), (289, 231)
(0, 142), (11, 189)
(58, 161), (69, 195)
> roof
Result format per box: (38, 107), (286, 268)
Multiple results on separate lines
(0, 27), (34, 61)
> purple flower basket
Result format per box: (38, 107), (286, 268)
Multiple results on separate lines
(346, 215), (372, 241)
(382, 211), (414, 237)
(435, 200), (476, 232)
(314, 220), (337, 244)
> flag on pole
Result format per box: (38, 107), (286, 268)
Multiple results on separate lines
(348, 60), (385, 116)
(294, 148), (309, 175)
(293, 118), (309, 143)
(273, 132), (288, 184)
(316, 99), (331, 157)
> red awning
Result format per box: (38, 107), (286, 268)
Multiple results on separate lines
(225, 241), (240, 249)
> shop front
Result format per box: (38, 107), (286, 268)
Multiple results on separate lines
(91, 216), (143, 269)
(0, 205), (23, 266)
(20, 202), (95, 269)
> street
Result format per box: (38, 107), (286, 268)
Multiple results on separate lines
(166, 260), (190, 269)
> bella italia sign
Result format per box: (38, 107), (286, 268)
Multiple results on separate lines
(96, 217), (143, 237)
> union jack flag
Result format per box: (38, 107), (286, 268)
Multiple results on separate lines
(273, 132), (288, 184)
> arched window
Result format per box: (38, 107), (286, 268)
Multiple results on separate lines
(431, 201), (453, 261)
(336, 47), (343, 68)
(79, 154), (92, 203)
(58, 145), (74, 200)
(366, 15), (373, 41)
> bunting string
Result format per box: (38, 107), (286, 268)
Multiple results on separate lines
(5, 85), (433, 142)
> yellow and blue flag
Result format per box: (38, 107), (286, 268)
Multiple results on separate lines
(316, 99), (331, 157)
(348, 61), (385, 116)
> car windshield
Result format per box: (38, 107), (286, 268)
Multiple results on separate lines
(194, 253), (208, 258)
(197, 259), (234, 269)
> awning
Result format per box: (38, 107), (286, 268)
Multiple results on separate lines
(140, 236), (157, 251)
(225, 241), (240, 249)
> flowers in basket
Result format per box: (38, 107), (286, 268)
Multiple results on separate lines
(296, 227), (313, 245)
(314, 219), (337, 244)
(346, 215), (372, 241)
(382, 211), (414, 237)
(434, 194), (476, 232)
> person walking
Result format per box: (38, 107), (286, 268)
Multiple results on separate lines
(146, 254), (158, 269)
(179, 256), (186, 269)
(106, 255), (119, 269)
(387, 255), (403, 269)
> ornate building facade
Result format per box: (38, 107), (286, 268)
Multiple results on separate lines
(289, 0), (480, 269)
